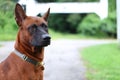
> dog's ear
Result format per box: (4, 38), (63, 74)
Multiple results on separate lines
(43, 8), (50, 21)
(15, 3), (27, 26)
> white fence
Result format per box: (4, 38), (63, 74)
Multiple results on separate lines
(19, 0), (120, 41)
(19, 0), (108, 19)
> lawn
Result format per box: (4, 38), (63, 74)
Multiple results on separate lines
(0, 33), (17, 41)
(81, 43), (120, 80)
(49, 29), (92, 39)
(49, 29), (111, 40)
(0, 29), (109, 41)
(0, 29), (86, 41)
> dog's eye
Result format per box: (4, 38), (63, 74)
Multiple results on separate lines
(40, 23), (48, 32)
(41, 23), (47, 28)
(33, 26), (37, 31)
(32, 24), (37, 31)
(28, 24), (37, 34)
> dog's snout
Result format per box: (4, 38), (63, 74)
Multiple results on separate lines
(44, 36), (51, 40)
(42, 34), (51, 40)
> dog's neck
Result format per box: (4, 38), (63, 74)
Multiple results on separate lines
(14, 31), (44, 62)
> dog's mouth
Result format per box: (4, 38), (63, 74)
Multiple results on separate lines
(41, 39), (51, 47)
(31, 39), (51, 53)
(30, 33), (51, 49)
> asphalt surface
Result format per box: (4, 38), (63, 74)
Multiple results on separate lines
(0, 39), (115, 80)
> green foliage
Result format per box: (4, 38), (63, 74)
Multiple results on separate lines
(48, 0), (116, 38)
(0, 0), (116, 40)
(100, 11), (116, 37)
(0, 1), (17, 40)
(67, 14), (82, 33)
(0, 1), (15, 14)
(77, 14), (101, 35)
(49, 14), (82, 33)
(49, 14), (68, 32)
(81, 43), (120, 80)
(108, 0), (116, 12)
(77, 0), (116, 38)
(77, 11), (116, 38)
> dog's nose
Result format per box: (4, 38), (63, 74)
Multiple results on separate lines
(42, 34), (51, 40)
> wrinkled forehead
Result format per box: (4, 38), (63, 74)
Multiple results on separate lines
(23, 16), (47, 28)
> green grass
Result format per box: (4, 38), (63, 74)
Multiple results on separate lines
(81, 43), (120, 80)
(0, 30), (17, 41)
(49, 29), (111, 40)
(0, 29), (93, 41)
(49, 29), (90, 39)
(0, 29), (86, 41)
(0, 29), (114, 41)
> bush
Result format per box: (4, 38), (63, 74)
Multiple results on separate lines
(77, 14), (101, 35)
(49, 14), (69, 32)
(49, 14), (82, 33)
(77, 12), (116, 38)
(66, 14), (82, 33)
(100, 11), (116, 38)
(0, 1), (17, 38)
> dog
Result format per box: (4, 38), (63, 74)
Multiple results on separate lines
(0, 3), (51, 80)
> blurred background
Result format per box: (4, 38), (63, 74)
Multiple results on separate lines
(0, 0), (119, 80)
(0, 0), (116, 40)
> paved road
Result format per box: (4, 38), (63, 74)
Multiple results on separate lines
(0, 39), (115, 80)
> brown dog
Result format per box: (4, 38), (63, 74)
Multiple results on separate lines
(0, 3), (51, 80)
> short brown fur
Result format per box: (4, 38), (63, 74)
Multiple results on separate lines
(0, 3), (50, 80)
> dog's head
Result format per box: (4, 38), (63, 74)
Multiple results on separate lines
(15, 3), (51, 48)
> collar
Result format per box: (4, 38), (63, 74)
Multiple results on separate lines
(14, 49), (44, 67)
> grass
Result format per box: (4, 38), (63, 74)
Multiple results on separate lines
(0, 29), (90, 41)
(81, 43), (120, 80)
(0, 30), (17, 41)
(49, 29), (91, 39)
(49, 29), (112, 40)
(0, 29), (114, 41)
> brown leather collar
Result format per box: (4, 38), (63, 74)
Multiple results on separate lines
(14, 49), (44, 67)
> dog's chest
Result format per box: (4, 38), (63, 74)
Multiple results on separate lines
(0, 53), (43, 80)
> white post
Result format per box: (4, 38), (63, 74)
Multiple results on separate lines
(117, 0), (120, 43)
(97, 0), (108, 19)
